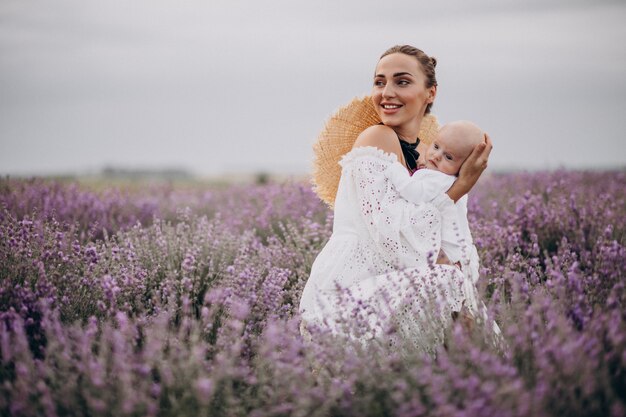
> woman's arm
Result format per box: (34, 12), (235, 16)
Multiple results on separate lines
(446, 133), (493, 202)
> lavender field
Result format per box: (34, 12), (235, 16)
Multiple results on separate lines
(1, 172), (625, 417)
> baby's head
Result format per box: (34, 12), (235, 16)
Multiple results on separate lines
(422, 120), (484, 175)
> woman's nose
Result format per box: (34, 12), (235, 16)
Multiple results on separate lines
(382, 83), (395, 98)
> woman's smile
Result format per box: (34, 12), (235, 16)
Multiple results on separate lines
(380, 102), (403, 114)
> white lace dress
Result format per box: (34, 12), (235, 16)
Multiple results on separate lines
(299, 146), (500, 352)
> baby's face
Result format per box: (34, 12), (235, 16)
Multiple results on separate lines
(423, 128), (475, 175)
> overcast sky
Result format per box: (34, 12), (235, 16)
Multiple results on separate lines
(1, 0), (625, 177)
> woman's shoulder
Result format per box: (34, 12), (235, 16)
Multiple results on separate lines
(352, 124), (403, 161)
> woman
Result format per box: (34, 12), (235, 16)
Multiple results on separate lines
(299, 45), (494, 353)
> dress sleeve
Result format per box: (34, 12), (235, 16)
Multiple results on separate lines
(455, 196), (481, 284)
(339, 147), (455, 269)
(383, 163), (455, 211)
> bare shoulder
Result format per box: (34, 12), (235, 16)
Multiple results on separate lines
(352, 125), (402, 162)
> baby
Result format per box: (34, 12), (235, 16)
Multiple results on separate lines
(420, 121), (484, 176)
(384, 120), (485, 283)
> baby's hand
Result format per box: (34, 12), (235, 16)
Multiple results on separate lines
(416, 153), (427, 170)
(416, 141), (428, 170)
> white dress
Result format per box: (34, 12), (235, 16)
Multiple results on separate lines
(299, 147), (499, 352)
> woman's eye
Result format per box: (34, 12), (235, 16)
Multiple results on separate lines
(374, 80), (384, 87)
(397, 79), (410, 86)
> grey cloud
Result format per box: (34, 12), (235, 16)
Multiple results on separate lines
(1, 0), (625, 176)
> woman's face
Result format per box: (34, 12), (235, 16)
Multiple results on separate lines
(371, 53), (435, 129)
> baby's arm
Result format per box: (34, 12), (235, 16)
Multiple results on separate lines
(384, 163), (446, 203)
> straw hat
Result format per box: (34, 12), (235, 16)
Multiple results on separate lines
(312, 95), (440, 207)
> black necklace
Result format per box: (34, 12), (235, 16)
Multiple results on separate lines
(377, 123), (420, 172)
(398, 136), (421, 173)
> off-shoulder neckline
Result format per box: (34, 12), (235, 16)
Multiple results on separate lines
(340, 146), (404, 168)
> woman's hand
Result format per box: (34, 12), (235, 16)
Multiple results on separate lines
(446, 133), (493, 202)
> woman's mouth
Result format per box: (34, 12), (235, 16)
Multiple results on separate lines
(380, 103), (402, 114)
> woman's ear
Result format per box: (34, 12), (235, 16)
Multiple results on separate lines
(428, 85), (437, 104)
